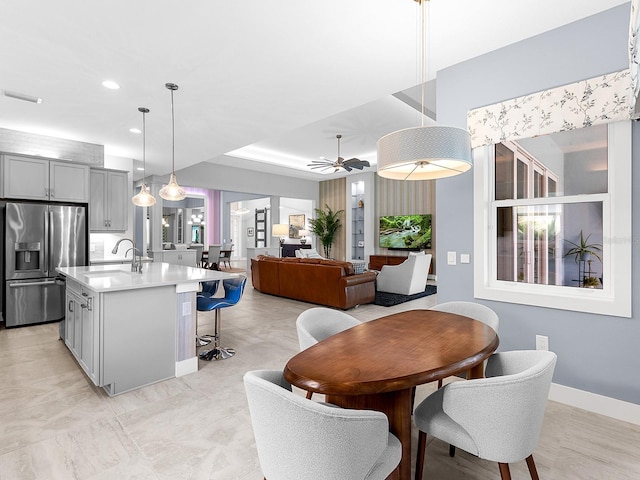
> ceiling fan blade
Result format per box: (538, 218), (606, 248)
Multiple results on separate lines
(342, 165), (352, 172)
(343, 158), (370, 169)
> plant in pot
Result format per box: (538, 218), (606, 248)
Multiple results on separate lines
(563, 230), (602, 287)
(582, 276), (600, 288)
(308, 204), (344, 259)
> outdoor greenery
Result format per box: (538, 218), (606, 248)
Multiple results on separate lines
(308, 204), (344, 258)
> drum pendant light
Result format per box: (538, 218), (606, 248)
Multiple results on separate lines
(132, 107), (157, 206)
(159, 82), (186, 201)
(377, 0), (472, 181)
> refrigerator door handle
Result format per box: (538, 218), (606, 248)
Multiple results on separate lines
(46, 210), (52, 275)
(8, 280), (58, 288)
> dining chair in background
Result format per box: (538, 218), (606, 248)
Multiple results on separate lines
(296, 307), (361, 398)
(204, 244), (221, 270)
(218, 244), (234, 269)
(413, 350), (557, 480)
(197, 276), (246, 360)
(244, 369), (402, 480)
(429, 301), (500, 388)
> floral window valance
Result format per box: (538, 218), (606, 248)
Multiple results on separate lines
(467, 69), (633, 149)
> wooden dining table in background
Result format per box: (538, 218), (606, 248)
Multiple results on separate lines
(283, 309), (499, 480)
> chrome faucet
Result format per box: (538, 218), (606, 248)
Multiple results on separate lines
(112, 238), (143, 273)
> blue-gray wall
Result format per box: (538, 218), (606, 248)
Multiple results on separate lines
(436, 4), (639, 404)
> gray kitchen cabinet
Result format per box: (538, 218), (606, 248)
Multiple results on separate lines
(90, 168), (128, 231)
(152, 249), (197, 267)
(65, 280), (99, 384)
(1, 154), (89, 202)
(62, 275), (175, 396)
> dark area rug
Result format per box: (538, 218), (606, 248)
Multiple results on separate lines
(374, 285), (437, 307)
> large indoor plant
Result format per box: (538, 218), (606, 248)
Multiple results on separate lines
(308, 204), (344, 258)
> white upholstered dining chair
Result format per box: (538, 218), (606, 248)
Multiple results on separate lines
(296, 307), (361, 351)
(413, 350), (557, 480)
(429, 301), (499, 388)
(295, 307), (361, 399)
(244, 369), (401, 480)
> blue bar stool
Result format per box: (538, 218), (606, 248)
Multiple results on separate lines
(196, 280), (220, 346)
(197, 276), (247, 361)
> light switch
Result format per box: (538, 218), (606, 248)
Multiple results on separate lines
(447, 251), (457, 265)
(460, 254), (470, 264)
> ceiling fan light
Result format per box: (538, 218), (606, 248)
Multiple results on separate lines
(132, 183), (157, 206)
(159, 173), (186, 201)
(377, 126), (472, 180)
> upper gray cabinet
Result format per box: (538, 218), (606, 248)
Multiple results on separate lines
(89, 168), (128, 232)
(1, 154), (89, 202)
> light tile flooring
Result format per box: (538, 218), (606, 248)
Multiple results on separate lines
(1, 274), (639, 479)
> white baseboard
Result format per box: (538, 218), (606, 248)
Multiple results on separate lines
(549, 383), (640, 426)
(175, 357), (198, 377)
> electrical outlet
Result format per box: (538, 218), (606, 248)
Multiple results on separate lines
(536, 335), (549, 351)
(182, 302), (191, 316)
(447, 251), (457, 265)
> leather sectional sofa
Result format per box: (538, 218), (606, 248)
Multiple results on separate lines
(251, 256), (376, 309)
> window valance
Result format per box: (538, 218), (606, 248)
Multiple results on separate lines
(467, 69), (633, 149)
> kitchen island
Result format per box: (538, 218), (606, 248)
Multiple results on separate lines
(56, 263), (237, 396)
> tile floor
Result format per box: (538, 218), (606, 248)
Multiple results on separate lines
(1, 275), (639, 479)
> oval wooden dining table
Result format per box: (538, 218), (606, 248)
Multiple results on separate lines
(283, 309), (499, 480)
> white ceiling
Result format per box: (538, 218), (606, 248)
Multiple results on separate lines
(0, 0), (628, 181)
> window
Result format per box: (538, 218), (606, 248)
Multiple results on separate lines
(474, 121), (631, 317)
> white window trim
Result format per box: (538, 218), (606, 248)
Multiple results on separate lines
(474, 121), (632, 317)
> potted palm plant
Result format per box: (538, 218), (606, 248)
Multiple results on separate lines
(308, 204), (344, 258)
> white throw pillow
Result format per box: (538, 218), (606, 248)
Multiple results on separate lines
(305, 248), (323, 259)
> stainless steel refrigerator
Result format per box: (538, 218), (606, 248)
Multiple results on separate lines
(4, 202), (87, 327)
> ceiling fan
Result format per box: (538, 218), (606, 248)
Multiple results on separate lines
(307, 134), (371, 173)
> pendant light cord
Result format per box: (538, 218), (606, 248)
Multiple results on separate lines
(420, 0), (426, 128)
(170, 88), (175, 174)
(142, 109), (147, 183)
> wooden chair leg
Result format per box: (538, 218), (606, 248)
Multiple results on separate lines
(498, 463), (512, 480)
(526, 455), (540, 480)
(415, 430), (427, 480)
(305, 390), (313, 399)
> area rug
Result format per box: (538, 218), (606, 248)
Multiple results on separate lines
(374, 285), (437, 307)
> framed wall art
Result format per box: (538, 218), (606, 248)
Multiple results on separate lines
(289, 214), (305, 239)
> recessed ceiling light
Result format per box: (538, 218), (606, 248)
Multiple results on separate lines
(129, 128), (141, 134)
(102, 80), (120, 90)
(136, 167), (145, 171)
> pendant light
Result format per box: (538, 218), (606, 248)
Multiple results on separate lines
(131, 107), (157, 206)
(377, 0), (472, 181)
(159, 82), (186, 201)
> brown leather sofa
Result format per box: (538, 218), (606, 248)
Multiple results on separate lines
(251, 256), (376, 309)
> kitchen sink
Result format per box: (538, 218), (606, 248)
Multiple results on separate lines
(83, 269), (131, 279)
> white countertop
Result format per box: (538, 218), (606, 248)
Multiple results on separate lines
(57, 263), (239, 293)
